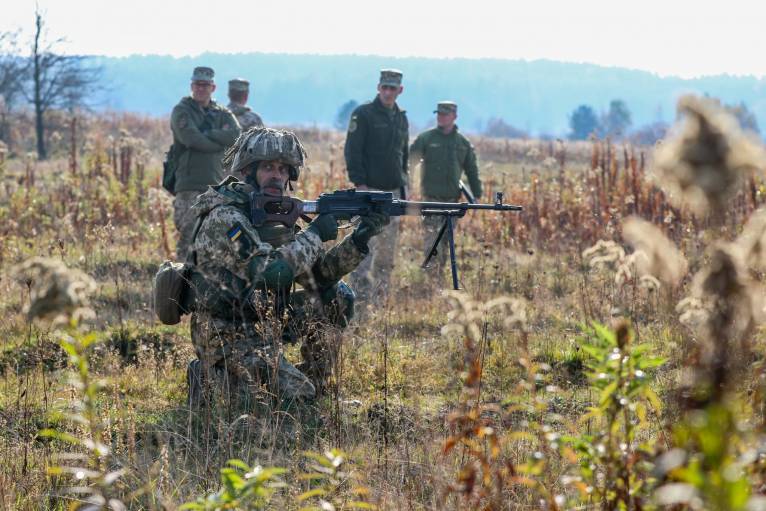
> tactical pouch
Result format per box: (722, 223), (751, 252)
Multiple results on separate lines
(153, 213), (208, 325)
(162, 143), (182, 195)
(153, 260), (194, 325)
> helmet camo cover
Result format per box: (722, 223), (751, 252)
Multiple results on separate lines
(223, 127), (307, 180)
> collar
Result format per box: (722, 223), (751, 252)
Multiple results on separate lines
(228, 101), (249, 109)
(373, 95), (399, 113)
(436, 124), (459, 135)
(184, 96), (218, 111)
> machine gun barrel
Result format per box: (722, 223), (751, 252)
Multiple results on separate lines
(250, 189), (522, 227)
(250, 189), (523, 291)
(298, 190), (522, 218)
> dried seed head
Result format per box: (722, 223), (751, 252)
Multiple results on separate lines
(653, 95), (766, 214)
(583, 240), (625, 271)
(689, 244), (760, 345)
(622, 216), (688, 287)
(676, 296), (712, 330)
(615, 260), (633, 287)
(639, 275), (661, 292)
(148, 187), (174, 212)
(14, 257), (97, 324)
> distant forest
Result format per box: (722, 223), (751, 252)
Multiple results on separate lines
(93, 53), (766, 138)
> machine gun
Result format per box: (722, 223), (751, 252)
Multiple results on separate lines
(251, 189), (522, 290)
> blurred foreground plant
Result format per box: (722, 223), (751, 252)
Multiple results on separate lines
(650, 94), (766, 511)
(15, 256), (126, 510)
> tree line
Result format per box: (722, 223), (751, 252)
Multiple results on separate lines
(0, 9), (101, 159)
(335, 97), (761, 145)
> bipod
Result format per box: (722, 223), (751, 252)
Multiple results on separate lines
(421, 210), (465, 290)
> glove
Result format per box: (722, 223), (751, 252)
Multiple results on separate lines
(306, 214), (338, 242)
(352, 212), (390, 249)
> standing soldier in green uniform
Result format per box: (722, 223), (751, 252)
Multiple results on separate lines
(227, 78), (264, 130)
(170, 66), (240, 260)
(410, 101), (482, 274)
(187, 127), (389, 406)
(344, 69), (409, 300)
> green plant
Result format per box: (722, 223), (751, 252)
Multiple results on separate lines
(560, 320), (664, 509)
(40, 330), (127, 510)
(296, 449), (375, 511)
(180, 460), (287, 510)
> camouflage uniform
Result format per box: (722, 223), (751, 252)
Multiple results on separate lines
(189, 178), (366, 403)
(228, 103), (264, 131)
(227, 78), (264, 130)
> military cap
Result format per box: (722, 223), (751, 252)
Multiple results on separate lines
(228, 78), (249, 92)
(190, 66), (215, 82)
(434, 101), (458, 114)
(379, 68), (403, 87)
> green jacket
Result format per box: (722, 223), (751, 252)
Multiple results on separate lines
(170, 97), (240, 193)
(410, 126), (482, 200)
(344, 96), (409, 190)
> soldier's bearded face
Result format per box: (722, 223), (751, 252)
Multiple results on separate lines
(191, 81), (215, 103)
(377, 84), (403, 108)
(437, 112), (457, 130)
(255, 160), (290, 195)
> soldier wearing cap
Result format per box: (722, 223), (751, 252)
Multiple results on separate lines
(227, 78), (264, 130)
(410, 101), (482, 274)
(170, 66), (240, 259)
(344, 69), (409, 300)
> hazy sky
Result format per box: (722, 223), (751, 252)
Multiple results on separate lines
(3, 0), (765, 79)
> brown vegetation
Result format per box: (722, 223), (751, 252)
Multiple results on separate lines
(1, 95), (766, 509)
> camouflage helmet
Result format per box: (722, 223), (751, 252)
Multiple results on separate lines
(223, 127), (307, 181)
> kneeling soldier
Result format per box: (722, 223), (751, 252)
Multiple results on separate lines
(187, 128), (389, 408)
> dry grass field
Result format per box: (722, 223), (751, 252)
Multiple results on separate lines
(1, 96), (766, 510)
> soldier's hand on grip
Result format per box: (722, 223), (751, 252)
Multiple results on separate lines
(352, 211), (390, 249)
(307, 213), (338, 242)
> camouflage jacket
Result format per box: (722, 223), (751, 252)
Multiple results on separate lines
(189, 178), (366, 322)
(344, 96), (409, 190)
(227, 102), (264, 130)
(410, 126), (482, 200)
(170, 97), (241, 193)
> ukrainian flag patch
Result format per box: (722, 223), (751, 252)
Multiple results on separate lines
(227, 225), (243, 242)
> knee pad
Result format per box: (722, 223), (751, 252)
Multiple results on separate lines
(330, 281), (355, 327)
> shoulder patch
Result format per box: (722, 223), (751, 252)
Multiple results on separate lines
(178, 113), (189, 129)
(228, 222), (254, 259)
(348, 117), (358, 133)
(227, 224), (243, 242)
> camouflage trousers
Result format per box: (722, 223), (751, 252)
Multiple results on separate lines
(348, 189), (401, 300)
(173, 190), (201, 261)
(190, 288), (351, 405)
(422, 195), (461, 273)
